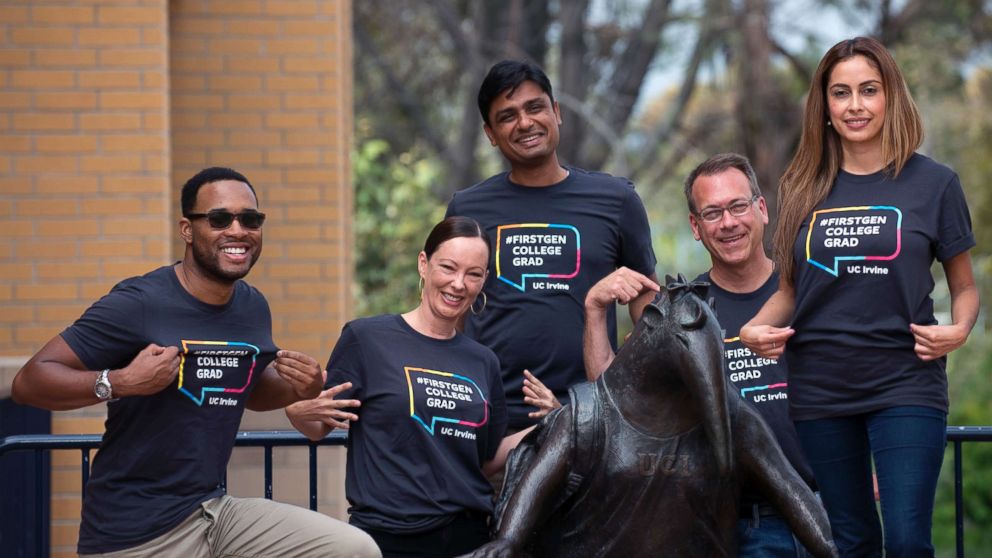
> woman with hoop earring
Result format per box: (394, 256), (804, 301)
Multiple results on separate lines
(286, 216), (558, 558)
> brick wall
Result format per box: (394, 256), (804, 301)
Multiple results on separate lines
(0, 1), (353, 555)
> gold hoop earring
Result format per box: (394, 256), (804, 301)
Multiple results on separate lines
(418, 276), (424, 300)
(471, 291), (487, 315)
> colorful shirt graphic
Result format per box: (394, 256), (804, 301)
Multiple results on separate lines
(496, 223), (580, 291)
(805, 206), (902, 277)
(406, 367), (489, 437)
(178, 340), (260, 406)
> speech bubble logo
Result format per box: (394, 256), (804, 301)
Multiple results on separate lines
(805, 206), (902, 277)
(405, 367), (489, 435)
(496, 223), (581, 291)
(178, 340), (259, 406)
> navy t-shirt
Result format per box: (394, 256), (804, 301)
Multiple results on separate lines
(788, 153), (974, 420)
(327, 315), (507, 534)
(697, 271), (815, 502)
(446, 167), (657, 428)
(60, 265), (277, 554)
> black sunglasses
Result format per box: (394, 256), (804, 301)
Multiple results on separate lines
(186, 210), (266, 230)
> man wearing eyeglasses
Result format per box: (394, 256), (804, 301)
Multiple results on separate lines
(584, 153), (816, 558)
(11, 167), (380, 557)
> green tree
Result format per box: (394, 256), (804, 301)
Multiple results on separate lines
(353, 138), (446, 317)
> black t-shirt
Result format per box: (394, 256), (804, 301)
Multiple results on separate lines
(60, 265), (277, 554)
(697, 271), (815, 501)
(327, 315), (507, 534)
(789, 153), (974, 420)
(446, 167), (657, 428)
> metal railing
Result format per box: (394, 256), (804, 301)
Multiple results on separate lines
(2, 427), (991, 557)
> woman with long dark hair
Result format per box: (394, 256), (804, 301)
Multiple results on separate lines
(741, 37), (978, 557)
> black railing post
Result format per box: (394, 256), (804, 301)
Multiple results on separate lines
(309, 443), (318, 511)
(264, 445), (273, 500)
(955, 439), (964, 558)
(35, 449), (45, 558)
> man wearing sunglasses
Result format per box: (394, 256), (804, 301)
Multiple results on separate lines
(583, 153), (817, 558)
(12, 167), (380, 558)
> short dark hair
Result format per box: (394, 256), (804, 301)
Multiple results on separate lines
(683, 153), (761, 214)
(424, 216), (491, 260)
(477, 60), (555, 126)
(181, 167), (257, 216)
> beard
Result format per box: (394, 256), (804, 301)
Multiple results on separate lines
(190, 238), (261, 283)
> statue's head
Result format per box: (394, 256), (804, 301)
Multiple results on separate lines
(634, 274), (733, 475)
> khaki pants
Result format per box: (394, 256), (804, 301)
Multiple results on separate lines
(80, 495), (381, 558)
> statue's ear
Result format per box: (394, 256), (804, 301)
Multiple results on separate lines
(679, 298), (707, 330)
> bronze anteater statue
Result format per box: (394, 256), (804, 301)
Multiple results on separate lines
(468, 276), (838, 557)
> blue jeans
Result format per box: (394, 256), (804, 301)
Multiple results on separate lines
(795, 406), (947, 558)
(738, 512), (812, 558)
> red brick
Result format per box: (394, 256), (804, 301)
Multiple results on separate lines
(283, 20), (335, 36)
(142, 28), (166, 46)
(80, 155), (143, 173)
(209, 149), (263, 165)
(103, 261), (166, 280)
(268, 38), (319, 55)
(99, 91), (165, 109)
(10, 70), (76, 88)
(208, 38), (261, 55)
(206, 113), (263, 129)
(0, 49), (32, 67)
(227, 130), (281, 147)
(171, 17), (220, 36)
(81, 198), (143, 215)
(16, 326), (66, 344)
(98, 6), (163, 25)
(0, 306), (34, 322)
(227, 94), (281, 111)
(142, 71), (166, 88)
(36, 135), (99, 153)
(265, 113), (317, 129)
(227, 20), (280, 36)
(14, 240), (78, 259)
(102, 218), (158, 235)
(0, 221), (34, 237)
(0, 6), (29, 23)
(101, 135), (164, 152)
(37, 219), (101, 237)
(264, 0), (320, 16)
(172, 130), (226, 148)
(100, 175), (161, 194)
(34, 49), (98, 67)
(171, 93), (225, 110)
(15, 283), (79, 301)
(35, 92), (99, 110)
(36, 263), (101, 280)
(33, 6), (96, 24)
(78, 28), (142, 46)
(78, 71), (141, 88)
(80, 240), (143, 258)
(192, 0), (262, 16)
(171, 55), (223, 73)
(15, 156), (79, 174)
(99, 49), (163, 67)
(286, 131), (340, 147)
(37, 175), (100, 194)
(207, 75), (261, 92)
(79, 113), (141, 131)
(284, 94), (338, 110)
(0, 135), (32, 152)
(265, 150), (320, 166)
(226, 56), (281, 73)
(267, 75), (319, 92)
(285, 204), (339, 220)
(143, 112), (167, 130)
(10, 27), (75, 46)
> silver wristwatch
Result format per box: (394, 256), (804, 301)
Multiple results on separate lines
(94, 369), (113, 401)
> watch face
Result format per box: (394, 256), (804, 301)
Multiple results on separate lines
(95, 381), (111, 400)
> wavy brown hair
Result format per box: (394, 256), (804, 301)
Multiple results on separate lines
(774, 36), (923, 284)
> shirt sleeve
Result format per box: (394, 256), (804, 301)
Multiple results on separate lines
(618, 184), (658, 276)
(324, 322), (365, 399)
(444, 193), (459, 219)
(59, 280), (147, 371)
(935, 173), (975, 262)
